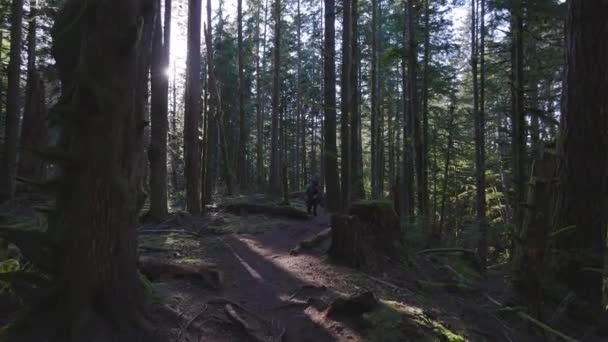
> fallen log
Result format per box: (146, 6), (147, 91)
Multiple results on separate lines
(139, 256), (223, 289)
(289, 228), (331, 255)
(225, 202), (309, 220)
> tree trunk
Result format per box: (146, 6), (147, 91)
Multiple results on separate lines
(257, 0), (270, 189)
(340, 0), (351, 211)
(438, 102), (456, 236)
(22, 1), (152, 338)
(408, 0), (424, 221)
(370, 0), (378, 199)
(350, 0), (364, 201)
(0, 0), (24, 202)
(330, 202), (402, 269)
(204, 0), (218, 203)
(323, 0), (340, 213)
(420, 0), (431, 220)
(550, 0), (608, 313)
(19, 0), (47, 182)
(184, 0), (202, 214)
(149, 0), (170, 221)
(511, 0), (526, 242)
(237, 0), (247, 191)
(269, 0), (281, 195)
(401, 11), (414, 222)
(474, 0), (488, 271)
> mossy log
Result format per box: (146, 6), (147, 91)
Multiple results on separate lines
(225, 202), (309, 220)
(329, 201), (402, 268)
(138, 256), (223, 289)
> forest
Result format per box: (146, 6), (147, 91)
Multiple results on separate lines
(0, 0), (606, 341)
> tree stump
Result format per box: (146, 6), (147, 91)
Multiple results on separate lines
(329, 201), (402, 268)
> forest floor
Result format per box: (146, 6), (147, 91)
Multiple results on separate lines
(140, 196), (556, 342)
(0, 194), (591, 341)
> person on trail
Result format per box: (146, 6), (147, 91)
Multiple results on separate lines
(306, 176), (321, 216)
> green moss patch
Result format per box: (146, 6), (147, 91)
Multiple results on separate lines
(362, 300), (465, 342)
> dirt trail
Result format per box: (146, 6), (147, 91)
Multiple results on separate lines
(148, 205), (540, 342)
(152, 208), (362, 341)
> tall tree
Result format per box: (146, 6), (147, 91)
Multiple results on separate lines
(511, 0), (526, 238)
(12, 1), (154, 337)
(269, 0), (281, 195)
(203, 0), (218, 203)
(340, 0), (351, 209)
(19, 0), (47, 181)
(370, 0), (379, 199)
(184, 0), (203, 214)
(0, 0), (24, 201)
(323, 0), (340, 212)
(472, 0), (488, 270)
(350, 0), (363, 201)
(550, 0), (608, 313)
(149, 0), (171, 221)
(420, 0), (430, 219)
(236, 0), (247, 190)
(402, 0), (415, 221)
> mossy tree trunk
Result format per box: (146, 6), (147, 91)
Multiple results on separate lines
(19, 0), (154, 339)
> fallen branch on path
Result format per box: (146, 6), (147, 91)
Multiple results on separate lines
(289, 228), (332, 255)
(359, 272), (415, 294)
(139, 228), (203, 238)
(288, 284), (327, 301)
(483, 293), (579, 342)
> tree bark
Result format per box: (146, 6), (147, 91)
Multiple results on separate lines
(420, 0), (431, 219)
(340, 0), (351, 210)
(401, 1), (414, 222)
(323, 0), (340, 213)
(511, 0), (526, 242)
(24, 1), (153, 337)
(19, 0), (47, 182)
(184, 0), (202, 214)
(349, 0), (363, 201)
(474, 0), (488, 271)
(237, 0), (247, 191)
(269, 0), (282, 195)
(149, 0), (170, 221)
(370, 0), (378, 199)
(550, 0), (608, 312)
(0, 0), (24, 202)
